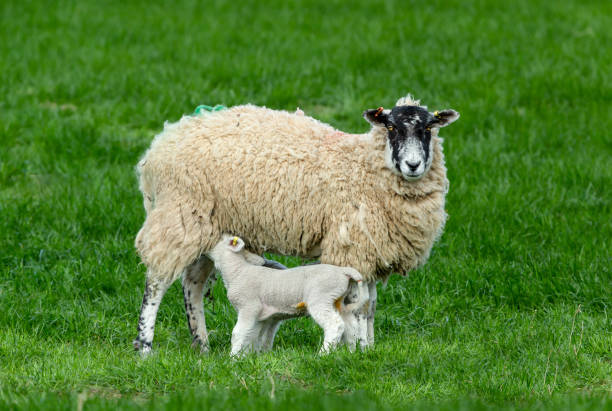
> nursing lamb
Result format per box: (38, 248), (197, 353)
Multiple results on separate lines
(209, 235), (368, 355)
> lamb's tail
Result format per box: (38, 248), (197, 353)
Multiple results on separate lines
(343, 268), (363, 283)
(343, 269), (369, 312)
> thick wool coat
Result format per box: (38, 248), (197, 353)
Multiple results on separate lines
(135, 104), (448, 282)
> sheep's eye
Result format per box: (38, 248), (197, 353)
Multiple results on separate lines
(387, 125), (393, 131)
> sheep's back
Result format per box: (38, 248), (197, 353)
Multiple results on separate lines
(137, 105), (449, 281)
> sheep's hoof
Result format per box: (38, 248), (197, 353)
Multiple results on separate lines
(133, 338), (153, 356)
(358, 339), (374, 351)
(191, 339), (210, 354)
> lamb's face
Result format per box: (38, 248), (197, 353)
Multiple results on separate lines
(364, 105), (459, 181)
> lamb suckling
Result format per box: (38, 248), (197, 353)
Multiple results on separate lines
(208, 235), (369, 355)
(133, 94), (459, 355)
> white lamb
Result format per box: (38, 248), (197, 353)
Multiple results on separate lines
(208, 235), (369, 355)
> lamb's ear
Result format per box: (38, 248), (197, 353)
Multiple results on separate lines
(428, 109), (460, 128)
(363, 107), (390, 126)
(227, 236), (245, 252)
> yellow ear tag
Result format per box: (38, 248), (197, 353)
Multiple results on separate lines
(232, 237), (238, 246)
(434, 110), (440, 118)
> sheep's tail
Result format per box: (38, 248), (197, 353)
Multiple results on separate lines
(343, 270), (369, 312)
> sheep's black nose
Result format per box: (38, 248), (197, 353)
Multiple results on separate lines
(406, 160), (421, 171)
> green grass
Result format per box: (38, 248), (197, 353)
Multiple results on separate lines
(1, 0), (610, 409)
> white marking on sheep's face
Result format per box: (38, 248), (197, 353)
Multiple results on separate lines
(380, 106), (434, 180)
(364, 105), (460, 181)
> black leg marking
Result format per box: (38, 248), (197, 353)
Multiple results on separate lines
(182, 256), (215, 353)
(133, 276), (171, 355)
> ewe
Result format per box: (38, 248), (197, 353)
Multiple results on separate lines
(133, 95), (459, 354)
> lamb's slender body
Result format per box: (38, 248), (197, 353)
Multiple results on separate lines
(132, 95), (459, 354)
(209, 235), (368, 354)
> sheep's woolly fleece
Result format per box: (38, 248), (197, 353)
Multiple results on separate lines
(135, 97), (449, 282)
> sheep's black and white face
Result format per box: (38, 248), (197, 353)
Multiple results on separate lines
(364, 105), (459, 181)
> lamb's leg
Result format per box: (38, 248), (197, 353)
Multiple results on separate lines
(255, 320), (273, 352)
(230, 310), (262, 356)
(133, 274), (172, 356)
(182, 256), (216, 353)
(310, 306), (345, 354)
(366, 281), (377, 346)
(254, 321), (268, 352)
(254, 320), (276, 352)
(260, 320), (282, 352)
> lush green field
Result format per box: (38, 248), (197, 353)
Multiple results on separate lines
(1, 0), (610, 409)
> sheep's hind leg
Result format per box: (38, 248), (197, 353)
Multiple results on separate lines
(182, 256), (216, 353)
(133, 274), (172, 356)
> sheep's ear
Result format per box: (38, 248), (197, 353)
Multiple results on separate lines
(363, 107), (390, 126)
(227, 236), (245, 252)
(428, 109), (460, 128)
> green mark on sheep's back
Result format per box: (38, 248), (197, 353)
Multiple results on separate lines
(192, 104), (227, 116)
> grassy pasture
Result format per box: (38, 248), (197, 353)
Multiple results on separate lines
(0, 0), (610, 409)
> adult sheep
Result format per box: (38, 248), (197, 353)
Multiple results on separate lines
(133, 95), (459, 354)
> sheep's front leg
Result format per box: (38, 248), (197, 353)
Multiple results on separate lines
(340, 310), (358, 352)
(231, 310), (262, 356)
(341, 281), (362, 351)
(182, 256), (216, 353)
(343, 280), (369, 349)
(366, 281), (377, 346)
(133, 274), (172, 355)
